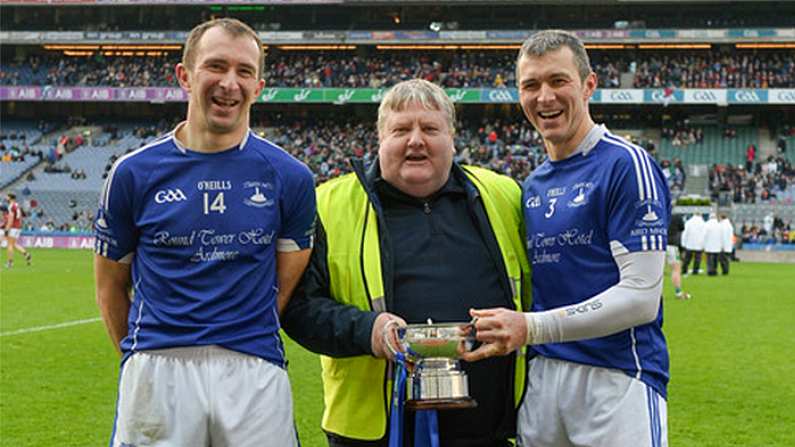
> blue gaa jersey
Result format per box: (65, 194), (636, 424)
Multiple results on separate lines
(94, 126), (316, 367)
(523, 125), (671, 398)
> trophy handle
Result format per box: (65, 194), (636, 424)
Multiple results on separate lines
(383, 319), (405, 359)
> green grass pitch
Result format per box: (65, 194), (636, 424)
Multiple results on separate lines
(1, 249), (793, 446)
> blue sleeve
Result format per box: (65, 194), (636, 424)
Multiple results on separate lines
(277, 162), (317, 251)
(94, 160), (138, 260)
(606, 150), (671, 254)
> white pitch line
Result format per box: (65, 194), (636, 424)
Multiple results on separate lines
(0, 317), (102, 337)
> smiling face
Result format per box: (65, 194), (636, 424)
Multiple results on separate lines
(378, 101), (455, 198)
(176, 25), (264, 141)
(517, 46), (596, 160)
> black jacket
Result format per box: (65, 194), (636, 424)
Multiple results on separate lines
(282, 158), (520, 445)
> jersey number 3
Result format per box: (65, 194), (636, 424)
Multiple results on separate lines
(544, 198), (557, 218)
(203, 192), (227, 215)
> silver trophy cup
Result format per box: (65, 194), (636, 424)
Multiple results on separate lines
(386, 321), (478, 410)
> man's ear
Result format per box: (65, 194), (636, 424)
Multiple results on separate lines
(253, 78), (265, 98)
(583, 71), (597, 100)
(176, 63), (191, 92)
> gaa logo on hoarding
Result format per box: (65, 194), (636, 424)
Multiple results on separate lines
(487, 89), (515, 102)
(733, 91), (761, 102)
(774, 90), (795, 102)
(693, 91), (718, 101)
(609, 91), (634, 101)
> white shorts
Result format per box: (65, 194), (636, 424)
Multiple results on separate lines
(112, 345), (298, 447)
(665, 246), (680, 265)
(6, 228), (21, 239)
(518, 356), (667, 447)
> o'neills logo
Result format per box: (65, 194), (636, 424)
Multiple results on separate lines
(197, 180), (231, 191)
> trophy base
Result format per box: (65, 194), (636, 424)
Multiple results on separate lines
(405, 397), (478, 411)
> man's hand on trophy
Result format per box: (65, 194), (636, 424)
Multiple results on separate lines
(459, 307), (530, 362)
(371, 312), (407, 360)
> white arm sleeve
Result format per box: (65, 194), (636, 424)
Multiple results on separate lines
(525, 250), (664, 345)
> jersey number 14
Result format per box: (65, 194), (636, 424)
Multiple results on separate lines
(203, 192), (227, 214)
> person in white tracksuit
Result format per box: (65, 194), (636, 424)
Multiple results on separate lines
(719, 214), (734, 275)
(703, 213), (723, 276)
(681, 213), (706, 275)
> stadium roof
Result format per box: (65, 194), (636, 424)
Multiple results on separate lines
(0, 0), (754, 5)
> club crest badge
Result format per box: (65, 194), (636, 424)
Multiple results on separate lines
(243, 181), (274, 208)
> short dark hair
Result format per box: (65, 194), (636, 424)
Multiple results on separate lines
(516, 29), (592, 83)
(182, 18), (264, 78)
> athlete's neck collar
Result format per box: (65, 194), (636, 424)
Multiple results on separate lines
(171, 121), (251, 154)
(563, 124), (606, 160)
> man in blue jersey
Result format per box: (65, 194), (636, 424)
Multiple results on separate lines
(462, 30), (671, 446)
(94, 18), (315, 447)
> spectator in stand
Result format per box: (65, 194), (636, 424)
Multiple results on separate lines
(673, 159), (686, 189)
(709, 158), (794, 204)
(777, 135), (788, 155)
(746, 143), (756, 171)
(39, 221), (54, 232)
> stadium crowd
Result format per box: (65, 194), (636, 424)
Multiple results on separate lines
(632, 52), (795, 88)
(661, 121), (705, 147)
(0, 54), (177, 88)
(708, 155), (795, 204)
(2, 50), (794, 89)
(739, 213), (794, 244)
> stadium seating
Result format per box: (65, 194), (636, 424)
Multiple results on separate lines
(782, 135), (795, 163)
(733, 202), (795, 226)
(0, 158), (39, 188)
(0, 122), (46, 188)
(658, 126), (754, 166)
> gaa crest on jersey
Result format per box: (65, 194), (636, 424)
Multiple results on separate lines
(154, 188), (187, 204)
(525, 194), (541, 208)
(243, 181), (275, 208)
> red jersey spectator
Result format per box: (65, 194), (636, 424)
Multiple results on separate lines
(746, 143), (756, 171)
